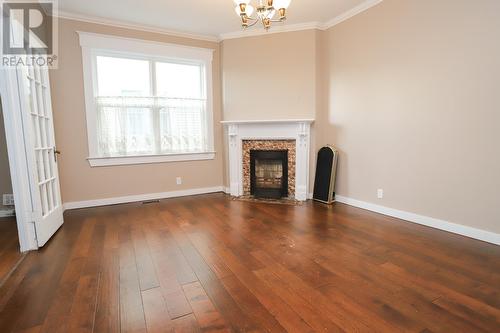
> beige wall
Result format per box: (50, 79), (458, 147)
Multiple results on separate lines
(50, 18), (224, 203)
(323, 0), (500, 233)
(221, 30), (318, 121)
(0, 102), (13, 209)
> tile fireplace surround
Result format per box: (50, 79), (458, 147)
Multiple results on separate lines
(242, 140), (296, 197)
(221, 120), (314, 201)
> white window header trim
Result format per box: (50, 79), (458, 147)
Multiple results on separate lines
(77, 31), (214, 63)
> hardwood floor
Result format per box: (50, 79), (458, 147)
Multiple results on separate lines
(0, 217), (23, 285)
(0, 193), (498, 332)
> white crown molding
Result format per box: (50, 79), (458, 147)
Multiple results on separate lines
(63, 186), (225, 211)
(54, 1), (384, 43)
(218, 21), (324, 40)
(335, 195), (500, 246)
(322, 0), (383, 29)
(56, 10), (220, 43)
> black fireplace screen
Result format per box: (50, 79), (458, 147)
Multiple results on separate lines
(250, 150), (288, 198)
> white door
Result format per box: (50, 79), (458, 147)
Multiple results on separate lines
(16, 65), (63, 247)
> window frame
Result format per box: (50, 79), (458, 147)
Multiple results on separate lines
(78, 32), (215, 167)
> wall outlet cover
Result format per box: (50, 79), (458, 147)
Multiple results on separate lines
(3, 194), (14, 206)
(176, 177), (182, 185)
(377, 189), (384, 199)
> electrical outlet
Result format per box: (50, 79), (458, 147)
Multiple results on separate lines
(176, 177), (182, 185)
(3, 194), (14, 206)
(377, 189), (384, 199)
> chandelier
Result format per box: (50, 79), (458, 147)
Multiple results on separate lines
(233, 0), (292, 30)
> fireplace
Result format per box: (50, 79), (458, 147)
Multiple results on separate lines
(250, 150), (288, 198)
(221, 119), (313, 201)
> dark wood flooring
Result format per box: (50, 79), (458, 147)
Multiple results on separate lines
(0, 193), (498, 332)
(0, 217), (23, 285)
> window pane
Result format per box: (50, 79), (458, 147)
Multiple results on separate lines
(93, 54), (208, 158)
(156, 62), (202, 99)
(97, 98), (155, 156)
(96, 56), (150, 96)
(159, 99), (205, 153)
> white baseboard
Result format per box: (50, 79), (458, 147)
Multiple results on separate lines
(335, 195), (500, 246)
(0, 209), (15, 218)
(63, 186), (225, 211)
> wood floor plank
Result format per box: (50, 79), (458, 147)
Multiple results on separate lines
(251, 249), (389, 332)
(433, 296), (499, 332)
(66, 274), (100, 333)
(164, 210), (261, 332)
(141, 287), (174, 333)
(93, 249), (120, 333)
(6, 217), (85, 332)
(141, 222), (193, 320)
(172, 314), (200, 333)
(382, 261), (500, 320)
(119, 224), (147, 333)
(39, 218), (100, 333)
(219, 274), (287, 333)
(94, 216), (120, 333)
(0, 218), (22, 285)
(182, 281), (230, 332)
(0, 254), (35, 313)
(253, 268), (344, 332)
(130, 225), (160, 291)
(186, 232), (233, 280)
(0, 194), (498, 333)
(214, 245), (315, 332)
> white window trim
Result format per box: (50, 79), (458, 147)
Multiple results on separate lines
(78, 31), (215, 167)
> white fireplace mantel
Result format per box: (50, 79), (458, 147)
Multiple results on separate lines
(221, 119), (314, 201)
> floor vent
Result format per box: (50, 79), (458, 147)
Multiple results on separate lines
(142, 200), (160, 205)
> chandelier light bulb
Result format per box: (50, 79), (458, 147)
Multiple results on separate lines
(235, 4), (254, 16)
(267, 8), (276, 19)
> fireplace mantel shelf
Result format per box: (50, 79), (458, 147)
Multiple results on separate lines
(221, 119), (314, 125)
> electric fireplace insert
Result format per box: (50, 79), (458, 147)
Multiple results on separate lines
(250, 150), (288, 199)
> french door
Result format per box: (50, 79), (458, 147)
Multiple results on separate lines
(16, 64), (64, 247)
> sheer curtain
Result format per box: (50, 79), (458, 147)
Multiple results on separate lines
(96, 96), (206, 156)
(95, 55), (207, 157)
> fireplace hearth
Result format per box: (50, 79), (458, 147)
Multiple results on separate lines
(250, 150), (288, 199)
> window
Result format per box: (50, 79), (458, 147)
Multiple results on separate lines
(79, 32), (214, 166)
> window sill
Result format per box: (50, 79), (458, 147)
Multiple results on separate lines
(87, 152), (216, 167)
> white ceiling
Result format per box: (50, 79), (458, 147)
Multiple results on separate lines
(57, 0), (377, 40)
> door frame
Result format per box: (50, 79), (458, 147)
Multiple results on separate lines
(0, 68), (38, 252)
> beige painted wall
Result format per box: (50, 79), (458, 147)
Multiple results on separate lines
(221, 30), (324, 191)
(0, 102), (13, 209)
(221, 30), (317, 121)
(323, 0), (500, 233)
(50, 18), (224, 203)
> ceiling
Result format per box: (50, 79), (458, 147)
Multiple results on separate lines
(57, 0), (377, 40)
